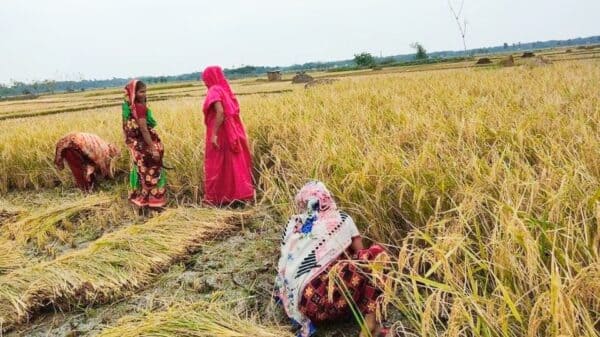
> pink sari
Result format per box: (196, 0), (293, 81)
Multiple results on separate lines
(201, 66), (254, 205)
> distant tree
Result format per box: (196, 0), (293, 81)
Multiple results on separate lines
(31, 81), (40, 93)
(379, 57), (396, 65)
(410, 42), (428, 60)
(354, 52), (375, 67)
(503, 42), (509, 49)
(43, 80), (56, 94)
(11, 80), (25, 88)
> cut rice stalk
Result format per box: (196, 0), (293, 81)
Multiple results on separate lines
(0, 207), (252, 330)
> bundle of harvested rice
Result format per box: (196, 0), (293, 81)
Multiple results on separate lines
(0, 200), (23, 226)
(0, 239), (29, 274)
(96, 301), (292, 337)
(0, 207), (251, 330)
(3, 194), (113, 249)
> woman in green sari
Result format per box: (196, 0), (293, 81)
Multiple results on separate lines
(122, 80), (167, 209)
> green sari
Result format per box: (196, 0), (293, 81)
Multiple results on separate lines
(122, 101), (167, 205)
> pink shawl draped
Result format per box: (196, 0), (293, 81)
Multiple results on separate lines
(200, 66), (254, 204)
(202, 66), (244, 153)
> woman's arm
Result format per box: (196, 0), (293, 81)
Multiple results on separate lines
(211, 101), (225, 148)
(138, 118), (159, 160)
(351, 236), (364, 253)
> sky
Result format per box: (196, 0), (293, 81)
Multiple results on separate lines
(1, 0), (599, 84)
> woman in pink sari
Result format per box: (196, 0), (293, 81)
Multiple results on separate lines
(201, 66), (254, 205)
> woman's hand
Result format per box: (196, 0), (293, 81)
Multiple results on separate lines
(212, 102), (224, 150)
(351, 236), (364, 254)
(151, 150), (160, 161)
(150, 144), (160, 161)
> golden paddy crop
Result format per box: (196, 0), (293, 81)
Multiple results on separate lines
(0, 58), (599, 336)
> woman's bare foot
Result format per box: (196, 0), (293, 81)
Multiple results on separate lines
(359, 313), (389, 337)
(359, 313), (377, 337)
(132, 205), (146, 217)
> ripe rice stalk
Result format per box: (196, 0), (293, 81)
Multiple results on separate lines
(0, 60), (598, 335)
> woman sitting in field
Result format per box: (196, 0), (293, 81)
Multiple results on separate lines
(122, 80), (167, 209)
(201, 66), (254, 206)
(275, 181), (390, 337)
(54, 132), (120, 191)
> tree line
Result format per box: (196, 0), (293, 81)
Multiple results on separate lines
(2, 35), (599, 98)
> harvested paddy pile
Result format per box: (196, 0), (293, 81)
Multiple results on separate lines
(291, 71), (314, 84)
(0, 195), (121, 274)
(3, 194), (113, 252)
(0, 206), (21, 226)
(475, 57), (492, 65)
(522, 51), (535, 58)
(0, 207), (252, 330)
(0, 239), (28, 274)
(96, 301), (293, 337)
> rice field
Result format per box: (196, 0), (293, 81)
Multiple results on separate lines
(0, 48), (599, 336)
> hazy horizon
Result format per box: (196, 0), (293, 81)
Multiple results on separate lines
(2, 0), (599, 85)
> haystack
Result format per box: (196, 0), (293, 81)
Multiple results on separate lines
(476, 58), (492, 65)
(304, 78), (339, 89)
(522, 52), (535, 58)
(499, 55), (515, 67)
(291, 71), (314, 84)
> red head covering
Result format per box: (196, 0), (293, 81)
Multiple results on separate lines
(124, 79), (147, 119)
(201, 66), (239, 116)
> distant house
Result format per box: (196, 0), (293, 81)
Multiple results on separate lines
(267, 70), (282, 81)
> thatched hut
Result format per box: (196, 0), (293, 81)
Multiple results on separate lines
(267, 71), (282, 81)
